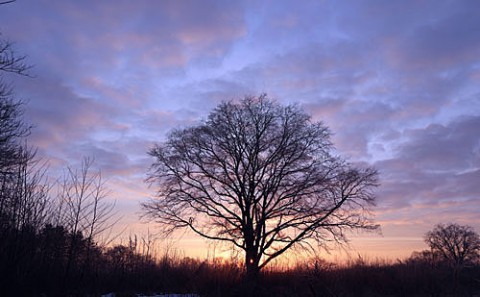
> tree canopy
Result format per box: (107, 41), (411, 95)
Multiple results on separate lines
(143, 95), (379, 277)
(425, 223), (480, 269)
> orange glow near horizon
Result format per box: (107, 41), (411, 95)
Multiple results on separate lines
(108, 229), (427, 268)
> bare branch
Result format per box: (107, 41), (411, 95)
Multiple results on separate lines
(0, 39), (31, 76)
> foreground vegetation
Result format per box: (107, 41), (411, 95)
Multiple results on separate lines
(1, 228), (480, 297)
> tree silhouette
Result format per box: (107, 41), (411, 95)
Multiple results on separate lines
(57, 157), (116, 288)
(0, 38), (31, 178)
(425, 223), (480, 270)
(143, 95), (379, 279)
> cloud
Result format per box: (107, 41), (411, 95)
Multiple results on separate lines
(14, 76), (116, 151)
(374, 116), (480, 232)
(397, 116), (480, 171)
(394, 5), (480, 70)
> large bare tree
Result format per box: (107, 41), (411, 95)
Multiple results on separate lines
(142, 95), (379, 278)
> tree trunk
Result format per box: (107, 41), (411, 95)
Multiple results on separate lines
(245, 256), (259, 281)
(244, 247), (260, 297)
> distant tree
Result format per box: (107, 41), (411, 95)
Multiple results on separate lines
(143, 95), (379, 280)
(58, 157), (116, 243)
(425, 223), (480, 270)
(57, 157), (116, 285)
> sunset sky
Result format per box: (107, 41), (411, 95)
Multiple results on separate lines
(1, 0), (479, 261)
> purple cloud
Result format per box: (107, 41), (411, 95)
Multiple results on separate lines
(374, 116), (480, 236)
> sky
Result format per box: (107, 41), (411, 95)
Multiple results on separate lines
(0, 0), (479, 262)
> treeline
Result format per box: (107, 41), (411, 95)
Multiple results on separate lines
(2, 221), (480, 297)
(296, 254), (480, 297)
